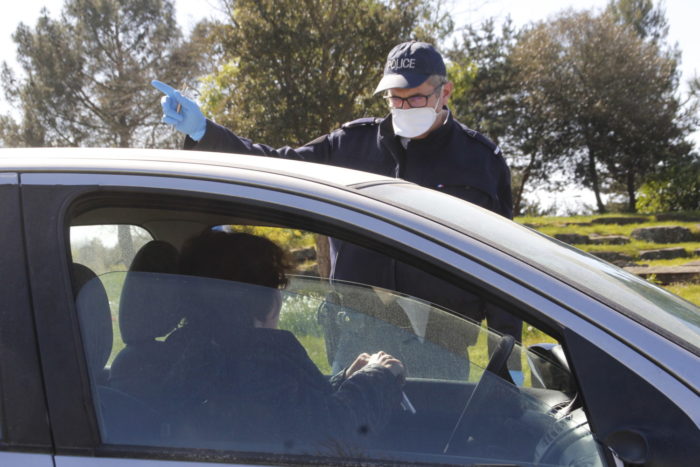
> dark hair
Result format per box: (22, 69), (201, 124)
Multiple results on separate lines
(180, 230), (290, 288)
(179, 230), (291, 326)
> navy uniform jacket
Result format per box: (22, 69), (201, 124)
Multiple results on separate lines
(184, 111), (521, 344)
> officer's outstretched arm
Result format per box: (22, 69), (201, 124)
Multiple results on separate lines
(152, 80), (206, 141)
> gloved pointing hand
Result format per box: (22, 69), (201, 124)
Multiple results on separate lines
(151, 80), (206, 141)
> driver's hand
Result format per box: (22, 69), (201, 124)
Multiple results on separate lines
(345, 353), (371, 378)
(367, 351), (405, 382)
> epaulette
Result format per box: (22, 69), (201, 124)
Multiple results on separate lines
(341, 117), (382, 129)
(459, 123), (501, 155)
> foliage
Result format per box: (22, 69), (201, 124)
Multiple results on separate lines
(636, 155), (700, 213)
(447, 19), (557, 216)
(512, 7), (694, 214)
(72, 229), (152, 275)
(691, 75), (700, 96)
(227, 225), (315, 250)
(446, 18), (518, 145)
(439, 1), (697, 216)
(199, 0), (452, 147)
(296, 335), (331, 374)
(0, 0), (208, 148)
(279, 294), (324, 337)
(606, 0), (669, 41)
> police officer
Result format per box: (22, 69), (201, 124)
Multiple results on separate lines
(153, 41), (522, 380)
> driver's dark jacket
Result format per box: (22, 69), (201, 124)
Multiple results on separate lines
(184, 111), (521, 343)
(167, 326), (402, 445)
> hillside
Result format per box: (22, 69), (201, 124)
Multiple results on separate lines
(515, 212), (700, 306)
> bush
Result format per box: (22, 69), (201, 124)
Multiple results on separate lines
(637, 158), (700, 213)
(279, 294), (324, 337)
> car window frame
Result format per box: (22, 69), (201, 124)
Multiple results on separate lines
(0, 173), (53, 456)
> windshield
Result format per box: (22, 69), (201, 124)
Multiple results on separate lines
(359, 182), (700, 354)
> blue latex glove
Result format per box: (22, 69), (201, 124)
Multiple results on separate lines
(151, 80), (206, 141)
(509, 370), (524, 386)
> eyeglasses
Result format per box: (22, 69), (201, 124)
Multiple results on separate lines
(383, 85), (442, 109)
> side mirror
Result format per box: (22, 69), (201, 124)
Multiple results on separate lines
(527, 343), (575, 394)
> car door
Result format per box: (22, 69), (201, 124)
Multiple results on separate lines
(17, 168), (699, 466)
(0, 173), (54, 466)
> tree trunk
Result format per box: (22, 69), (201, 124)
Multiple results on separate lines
(118, 225), (134, 267)
(587, 147), (606, 214)
(512, 154), (535, 217)
(314, 234), (331, 278)
(626, 171), (637, 212)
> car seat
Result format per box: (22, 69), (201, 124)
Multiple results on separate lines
(72, 262), (113, 384)
(109, 240), (183, 406)
(72, 262), (164, 444)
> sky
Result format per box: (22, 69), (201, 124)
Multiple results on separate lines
(1, 0), (697, 95)
(1, 0), (698, 213)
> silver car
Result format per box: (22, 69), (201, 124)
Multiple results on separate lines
(0, 148), (698, 467)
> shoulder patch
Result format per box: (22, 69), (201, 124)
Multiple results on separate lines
(341, 117), (382, 130)
(459, 123), (501, 155)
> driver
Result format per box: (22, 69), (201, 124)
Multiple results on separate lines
(167, 229), (405, 447)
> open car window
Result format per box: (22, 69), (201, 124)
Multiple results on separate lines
(72, 258), (605, 465)
(64, 191), (606, 466)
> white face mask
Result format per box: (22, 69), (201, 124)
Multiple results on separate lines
(391, 91), (442, 138)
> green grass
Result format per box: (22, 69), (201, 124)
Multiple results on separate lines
(517, 211), (700, 306)
(666, 283), (700, 305)
(575, 241), (700, 259)
(468, 324), (558, 386)
(297, 335), (331, 374)
(98, 271), (127, 364)
(516, 214), (700, 262)
(517, 214), (700, 235)
(635, 257), (700, 267)
(297, 323), (558, 388)
(520, 221), (699, 243)
(517, 210), (700, 224)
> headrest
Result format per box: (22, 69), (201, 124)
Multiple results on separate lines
(130, 240), (178, 274)
(119, 241), (182, 344)
(73, 263), (113, 376)
(179, 275), (282, 331)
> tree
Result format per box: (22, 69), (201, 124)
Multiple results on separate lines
(607, 0), (668, 42)
(512, 9), (693, 213)
(691, 76), (700, 96)
(0, 0), (212, 257)
(636, 153), (700, 213)
(199, 0), (452, 147)
(447, 19), (573, 215)
(446, 19), (518, 144)
(0, 0), (207, 148)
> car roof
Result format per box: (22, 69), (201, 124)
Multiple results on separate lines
(0, 147), (393, 188)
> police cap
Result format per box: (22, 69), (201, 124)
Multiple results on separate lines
(374, 41), (446, 94)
